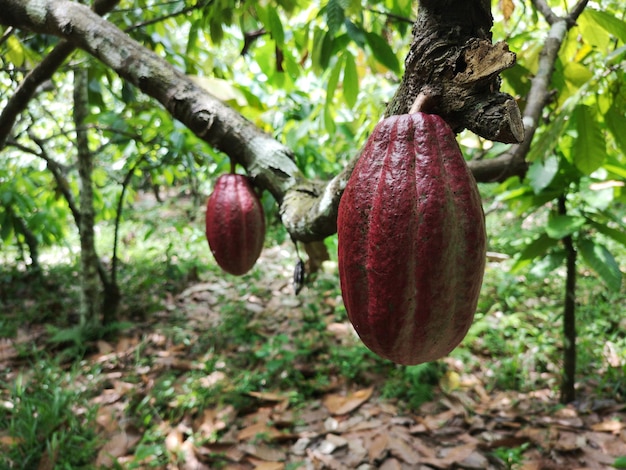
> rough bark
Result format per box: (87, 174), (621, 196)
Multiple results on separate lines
(74, 67), (101, 324)
(387, 0), (524, 145)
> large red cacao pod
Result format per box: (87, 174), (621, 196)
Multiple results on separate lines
(205, 174), (265, 276)
(337, 112), (486, 365)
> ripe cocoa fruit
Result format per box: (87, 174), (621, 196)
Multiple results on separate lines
(337, 112), (486, 365)
(205, 174), (265, 276)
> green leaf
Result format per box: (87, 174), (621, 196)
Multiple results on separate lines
(614, 456), (626, 469)
(578, 239), (622, 291)
(585, 9), (626, 43)
(325, 0), (346, 36)
(545, 215), (585, 239)
(527, 155), (559, 194)
(605, 105), (626, 156)
(323, 103), (336, 135)
(365, 32), (400, 74)
(573, 104), (606, 175)
(563, 62), (593, 88)
(312, 28), (334, 72)
(604, 163), (626, 179)
(588, 219), (626, 247)
(342, 52), (358, 108)
(511, 233), (559, 272)
(6, 36), (25, 67)
(326, 55), (344, 106)
(345, 20), (366, 48)
(526, 111), (568, 162)
(529, 251), (566, 277)
(266, 7), (285, 45)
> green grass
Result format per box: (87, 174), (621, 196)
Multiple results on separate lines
(0, 359), (100, 469)
(2, 191), (626, 466)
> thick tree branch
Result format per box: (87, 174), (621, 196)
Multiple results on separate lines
(0, 0), (120, 149)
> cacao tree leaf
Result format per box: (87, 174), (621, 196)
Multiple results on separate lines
(326, 54), (344, 106)
(546, 214), (586, 240)
(364, 32), (400, 74)
(499, 0), (515, 22)
(584, 8), (626, 43)
(325, 0), (345, 36)
(527, 155), (559, 194)
(563, 62), (593, 88)
(0, 212), (13, 241)
(529, 251), (567, 278)
(573, 104), (606, 175)
(603, 163), (626, 179)
(6, 35), (25, 67)
(323, 102), (336, 135)
(577, 239), (622, 291)
(342, 51), (358, 108)
(266, 7), (285, 45)
(511, 233), (559, 272)
(587, 219), (626, 247)
(312, 28), (334, 72)
(605, 105), (626, 156)
(526, 111), (568, 162)
(345, 20), (366, 48)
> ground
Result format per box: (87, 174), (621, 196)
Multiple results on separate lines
(1, 196), (625, 469)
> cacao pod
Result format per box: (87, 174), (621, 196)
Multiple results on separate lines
(337, 112), (486, 365)
(205, 174), (265, 276)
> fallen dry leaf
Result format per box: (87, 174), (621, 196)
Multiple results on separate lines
(368, 433), (389, 461)
(590, 419), (625, 433)
(247, 458), (285, 470)
(387, 436), (420, 465)
(96, 430), (142, 467)
(421, 443), (476, 468)
(323, 387), (374, 415)
(240, 443), (286, 462)
(306, 448), (349, 470)
(237, 422), (282, 441)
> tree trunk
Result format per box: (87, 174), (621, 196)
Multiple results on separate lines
(73, 67), (101, 325)
(559, 195), (577, 404)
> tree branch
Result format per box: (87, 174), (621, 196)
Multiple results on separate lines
(469, 0), (589, 182)
(0, 0), (120, 149)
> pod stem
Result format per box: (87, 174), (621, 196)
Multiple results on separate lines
(229, 159), (237, 174)
(409, 87), (440, 115)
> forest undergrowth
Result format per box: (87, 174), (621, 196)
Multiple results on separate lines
(1, 191), (625, 469)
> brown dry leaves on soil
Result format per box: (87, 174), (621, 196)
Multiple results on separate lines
(2, 246), (626, 469)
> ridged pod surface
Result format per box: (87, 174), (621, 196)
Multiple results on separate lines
(205, 174), (265, 276)
(337, 112), (486, 365)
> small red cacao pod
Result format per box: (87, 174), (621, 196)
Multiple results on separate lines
(337, 112), (486, 365)
(205, 174), (265, 276)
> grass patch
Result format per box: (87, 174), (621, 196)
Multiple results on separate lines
(0, 358), (100, 469)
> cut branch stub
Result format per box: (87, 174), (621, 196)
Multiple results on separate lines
(387, 0), (524, 144)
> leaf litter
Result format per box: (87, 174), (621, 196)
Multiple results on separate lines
(1, 245), (626, 469)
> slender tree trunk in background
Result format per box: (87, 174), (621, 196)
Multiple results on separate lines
(10, 209), (40, 272)
(73, 68), (101, 325)
(559, 196), (577, 403)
